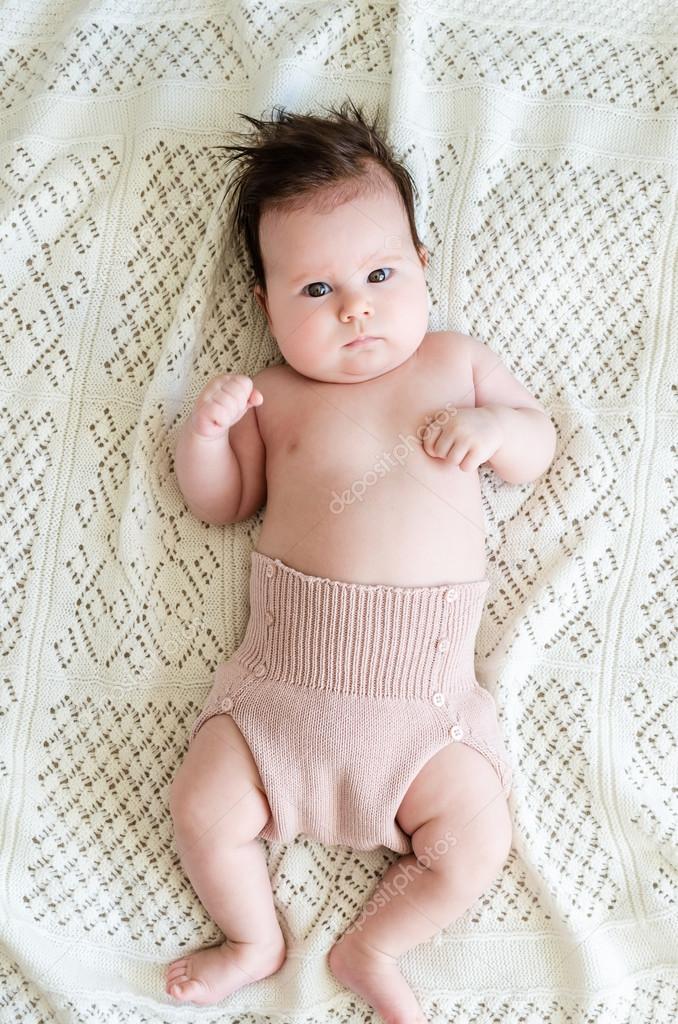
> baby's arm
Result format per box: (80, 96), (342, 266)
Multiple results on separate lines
(468, 335), (557, 485)
(175, 373), (267, 525)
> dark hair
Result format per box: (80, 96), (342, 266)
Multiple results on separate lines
(211, 98), (426, 292)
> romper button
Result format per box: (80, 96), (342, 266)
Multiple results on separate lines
(265, 610), (275, 625)
(437, 639), (450, 652)
(221, 697), (233, 712)
(432, 692), (445, 707)
(450, 724), (464, 741)
(445, 590), (458, 603)
(266, 565), (274, 578)
(254, 664), (266, 677)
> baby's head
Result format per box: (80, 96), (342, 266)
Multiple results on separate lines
(216, 99), (430, 383)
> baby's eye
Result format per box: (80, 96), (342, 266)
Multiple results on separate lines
(304, 281), (331, 298)
(367, 267), (392, 284)
(302, 268), (393, 298)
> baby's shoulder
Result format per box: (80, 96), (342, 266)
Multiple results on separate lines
(419, 329), (473, 367)
(251, 360), (290, 394)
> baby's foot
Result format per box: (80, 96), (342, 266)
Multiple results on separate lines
(166, 935), (286, 1005)
(328, 933), (428, 1024)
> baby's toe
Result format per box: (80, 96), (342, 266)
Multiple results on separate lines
(166, 960), (188, 982)
(168, 978), (204, 1001)
(166, 960), (193, 997)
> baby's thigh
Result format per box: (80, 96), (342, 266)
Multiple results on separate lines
(169, 713), (271, 845)
(396, 742), (512, 869)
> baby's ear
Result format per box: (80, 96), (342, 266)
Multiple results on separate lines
(253, 285), (272, 326)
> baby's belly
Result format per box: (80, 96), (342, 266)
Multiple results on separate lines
(255, 458), (487, 586)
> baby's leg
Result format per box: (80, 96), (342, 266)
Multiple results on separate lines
(166, 714), (285, 1005)
(329, 742), (512, 1024)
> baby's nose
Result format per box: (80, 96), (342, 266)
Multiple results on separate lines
(340, 302), (373, 322)
(339, 283), (375, 319)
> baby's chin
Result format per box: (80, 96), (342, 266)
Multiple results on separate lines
(315, 358), (398, 384)
(341, 344), (418, 379)
(283, 341), (417, 383)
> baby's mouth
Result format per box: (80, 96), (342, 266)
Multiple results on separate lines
(343, 335), (379, 348)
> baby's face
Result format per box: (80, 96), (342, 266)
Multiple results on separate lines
(254, 183), (429, 383)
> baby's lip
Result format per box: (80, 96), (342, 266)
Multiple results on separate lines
(344, 335), (379, 347)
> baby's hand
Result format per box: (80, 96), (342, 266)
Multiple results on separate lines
(189, 374), (263, 440)
(422, 407), (504, 472)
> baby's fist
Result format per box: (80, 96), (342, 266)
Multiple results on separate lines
(189, 374), (263, 440)
(422, 406), (503, 471)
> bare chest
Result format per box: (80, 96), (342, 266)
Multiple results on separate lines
(259, 337), (474, 484)
(252, 335), (486, 584)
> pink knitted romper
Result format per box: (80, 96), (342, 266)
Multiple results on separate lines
(189, 550), (513, 856)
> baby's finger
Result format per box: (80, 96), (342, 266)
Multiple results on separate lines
(448, 440), (471, 467)
(422, 423), (441, 457)
(434, 431), (458, 460)
(216, 377), (249, 398)
(458, 447), (479, 472)
(208, 391), (241, 417)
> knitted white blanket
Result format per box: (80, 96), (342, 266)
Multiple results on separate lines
(1, 2), (676, 1021)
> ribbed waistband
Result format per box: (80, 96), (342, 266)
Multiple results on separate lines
(233, 551), (490, 700)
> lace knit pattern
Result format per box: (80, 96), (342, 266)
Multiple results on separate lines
(0, 1), (676, 1021)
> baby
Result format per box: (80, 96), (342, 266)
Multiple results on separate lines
(167, 99), (557, 1023)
